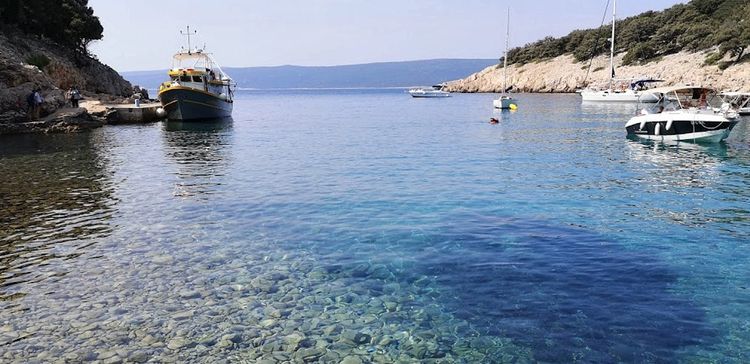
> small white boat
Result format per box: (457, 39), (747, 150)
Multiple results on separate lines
(493, 95), (516, 110)
(579, 0), (660, 104)
(494, 8), (517, 110)
(720, 91), (750, 115)
(409, 85), (451, 98)
(625, 86), (740, 143)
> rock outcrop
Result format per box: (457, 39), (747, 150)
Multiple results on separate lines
(0, 107), (104, 135)
(446, 52), (750, 93)
(0, 27), (131, 127)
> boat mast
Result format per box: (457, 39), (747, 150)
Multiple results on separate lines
(609, 0), (616, 91)
(181, 26), (197, 54)
(503, 8), (509, 95)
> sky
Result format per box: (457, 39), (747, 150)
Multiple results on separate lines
(89, 0), (687, 72)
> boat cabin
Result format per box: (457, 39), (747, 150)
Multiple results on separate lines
(159, 51), (233, 101)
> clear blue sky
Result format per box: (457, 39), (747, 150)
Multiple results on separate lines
(89, 0), (687, 72)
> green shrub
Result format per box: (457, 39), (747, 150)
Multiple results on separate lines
(704, 52), (723, 65)
(25, 53), (51, 70)
(622, 43), (657, 65)
(497, 0), (745, 66)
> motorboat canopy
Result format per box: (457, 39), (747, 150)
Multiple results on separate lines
(636, 86), (736, 116)
(630, 79), (663, 90)
(720, 91), (750, 115)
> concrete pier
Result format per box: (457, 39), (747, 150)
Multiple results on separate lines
(107, 102), (164, 124)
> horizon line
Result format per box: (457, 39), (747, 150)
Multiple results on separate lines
(119, 57), (500, 74)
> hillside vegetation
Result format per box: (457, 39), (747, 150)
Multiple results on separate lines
(507, 0), (750, 69)
(0, 0), (103, 54)
(0, 0), (131, 125)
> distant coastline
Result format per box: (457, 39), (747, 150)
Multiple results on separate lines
(446, 51), (750, 94)
(120, 59), (498, 90)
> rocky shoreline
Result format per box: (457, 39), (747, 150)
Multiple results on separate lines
(445, 51), (750, 93)
(0, 27), (133, 134)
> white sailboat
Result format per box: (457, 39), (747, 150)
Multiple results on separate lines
(580, 0), (660, 103)
(493, 8), (517, 110)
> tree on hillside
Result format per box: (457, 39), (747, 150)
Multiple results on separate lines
(484, 0), (750, 67)
(0, 0), (103, 54)
(714, 4), (750, 63)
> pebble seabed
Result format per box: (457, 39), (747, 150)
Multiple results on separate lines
(0, 231), (532, 364)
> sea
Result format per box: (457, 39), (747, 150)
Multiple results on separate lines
(1, 89), (750, 363)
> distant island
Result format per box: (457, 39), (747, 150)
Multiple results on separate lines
(448, 0), (750, 93)
(121, 59), (499, 90)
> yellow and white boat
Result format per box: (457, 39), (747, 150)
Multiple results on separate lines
(158, 30), (234, 121)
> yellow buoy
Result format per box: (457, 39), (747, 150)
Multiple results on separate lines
(509, 104), (518, 110)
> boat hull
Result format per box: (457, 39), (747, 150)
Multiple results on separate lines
(625, 112), (738, 142)
(581, 90), (659, 103)
(159, 87), (233, 121)
(493, 97), (517, 109)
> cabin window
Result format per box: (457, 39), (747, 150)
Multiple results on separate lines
(179, 76), (192, 82)
(192, 76), (203, 83)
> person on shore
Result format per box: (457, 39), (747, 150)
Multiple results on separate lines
(133, 92), (142, 107)
(33, 89), (44, 119)
(27, 88), (43, 120)
(70, 86), (81, 108)
(26, 90), (36, 120)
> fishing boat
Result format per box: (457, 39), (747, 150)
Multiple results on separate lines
(158, 26), (234, 121)
(493, 8), (517, 110)
(579, 0), (660, 103)
(720, 92), (750, 115)
(625, 86), (740, 142)
(408, 85), (451, 98)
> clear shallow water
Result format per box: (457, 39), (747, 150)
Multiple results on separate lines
(2, 90), (750, 363)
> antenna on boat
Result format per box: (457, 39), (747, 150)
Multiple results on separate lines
(180, 26), (197, 54)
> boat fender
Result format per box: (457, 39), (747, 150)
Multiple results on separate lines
(509, 104), (518, 110)
(219, 93), (228, 101)
(665, 119), (673, 131)
(156, 107), (166, 118)
(654, 123), (661, 136)
(639, 119), (647, 130)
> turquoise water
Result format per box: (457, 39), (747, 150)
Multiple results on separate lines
(2, 90), (750, 362)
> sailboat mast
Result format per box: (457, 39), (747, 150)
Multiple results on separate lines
(503, 8), (509, 95)
(609, 0), (616, 91)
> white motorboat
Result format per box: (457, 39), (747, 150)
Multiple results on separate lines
(625, 86), (740, 142)
(579, 0), (660, 103)
(408, 85), (451, 98)
(720, 92), (750, 115)
(494, 8), (517, 110)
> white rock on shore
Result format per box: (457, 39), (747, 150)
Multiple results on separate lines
(445, 51), (750, 93)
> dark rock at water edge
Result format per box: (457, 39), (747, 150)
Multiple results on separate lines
(0, 108), (104, 135)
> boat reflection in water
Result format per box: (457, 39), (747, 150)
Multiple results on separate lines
(162, 117), (233, 199)
(581, 100), (638, 116)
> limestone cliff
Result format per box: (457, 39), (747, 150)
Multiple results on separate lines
(445, 52), (750, 93)
(0, 27), (131, 124)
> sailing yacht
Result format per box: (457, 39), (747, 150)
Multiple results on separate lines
(580, 0), (659, 103)
(494, 8), (517, 109)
